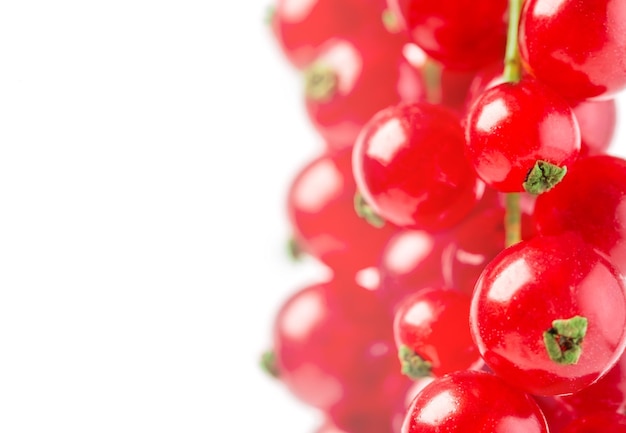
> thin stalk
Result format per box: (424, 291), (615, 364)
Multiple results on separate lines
(503, 0), (523, 83)
(503, 0), (524, 247)
(505, 193), (521, 247)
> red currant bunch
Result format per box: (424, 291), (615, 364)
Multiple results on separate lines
(261, 0), (626, 432)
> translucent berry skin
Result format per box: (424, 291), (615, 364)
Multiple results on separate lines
(387, 0), (508, 70)
(315, 416), (395, 433)
(393, 288), (480, 376)
(315, 419), (349, 433)
(560, 350), (626, 416)
(377, 229), (449, 313)
(572, 99), (617, 157)
(467, 67), (618, 157)
(519, 0), (626, 102)
(353, 102), (483, 230)
(470, 233), (626, 396)
(271, 0), (395, 68)
(401, 371), (549, 433)
(561, 412), (626, 433)
(273, 276), (409, 411)
(287, 148), (399, 274)
(464, 78), (580, 193)
(442, 207), (535, 295)
(305, 37), (424, 150)
(402, 43), (479, 116)
(533, 396), (577, 433)
(533, 155), (626, 277)
(327, 400), (397, 433)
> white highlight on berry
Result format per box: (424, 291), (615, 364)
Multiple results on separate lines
(417, 390), (458, 426)
(366, 117), (407, 165)
(532, 0), (568, 19)
(486, 257), (533, 303)
(292, 159), (343, 213)
(383, 231), (434, 274)
(475, 98), (509, 133)
(281, 289), (326, 340)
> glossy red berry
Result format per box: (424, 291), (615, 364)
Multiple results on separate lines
(402, 43), (479, 116)
(519, 0), (626, 102)
(464, 61), (507, 111)
(353, 102), (483, 230)
(287, 148), (399, 274)
(572, 99), (617, 157)
(441, 207), (535, 295)
(470, 233), (626, 396)
(464, 77), (580, 193)
(305, 36), (424, 150)
(533, 396), (577, 433)
(561, 412), (626, 433)
(377, 229), (449, 313)
(401, 371), (549, 433)
(394, 288), (480, 378)
(272, 276), (409, 411)
(271, 0), (397, 68)
(559, 345), (626, 416)
(315, 419), (349, 433)
(387, 0), (508, 70)
(533, 155), (626, 277)
(327, 400), (398, 433)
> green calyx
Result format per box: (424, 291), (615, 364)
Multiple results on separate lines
(354, 192), (385, 228)
(304, 63), (337, 102)
(264, 6), (276, 26)
(382, 9), (401, 34)
(287, 236), (303, 262)
(523, 160), (567, 195)
(398, 345), (432, 380)
(260, 350), (280, 379)
(543, 316), (588, 365)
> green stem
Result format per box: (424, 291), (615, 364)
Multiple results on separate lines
(287, 236), (303, 262)
(503, 0), (523, 83)
(354, 192), (385, 228)
(422, 59), (442, 105)
(503, 0), (524, 247)
(260, 350), (280, 378)
(264, 5), (276, 27)
(505, 193), (521, 247)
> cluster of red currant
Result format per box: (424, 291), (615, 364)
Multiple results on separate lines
(262, 0), (626, 432)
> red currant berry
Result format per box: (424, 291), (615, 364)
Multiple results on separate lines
(327, 400), (398, 433)
(464, 77), (580, 193)
(272, 276), (408, 411)
(304, 36), (424, 150)
(387, 0), (508, 70)
(464, 61), (507, 112)
(533, 155), (626, 277)
(287, 148), (399, 274)
(572, 99), (617, 157)
(353, 102), (483, 230)
(402, 43), (479, 116)
(315, 419), (348, 433)
(519, 0), (626, 102)
(441, 206), (535, 295)
(394, 288), (481, 378)
(271, 0), (398, 68)
(561, 412), (626, 433)
(378, 229), (449, 313)
(470, 233), (626, 396)
(401, 370), (549, 433)
(533, 396), (577, 433)
(560, 350), (626, 416)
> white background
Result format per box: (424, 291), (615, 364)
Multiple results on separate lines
(0, 1), (624, 432)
